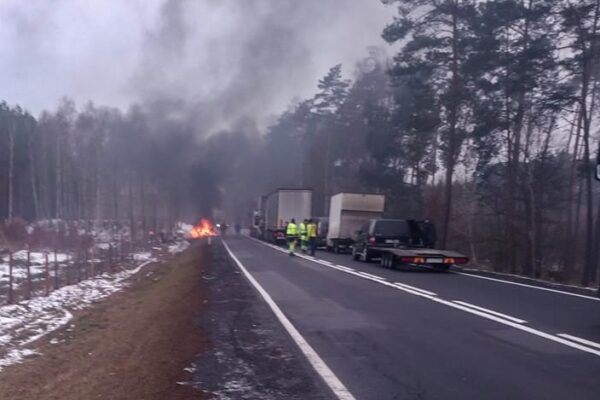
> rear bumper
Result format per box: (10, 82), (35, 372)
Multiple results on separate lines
(328, 238), (354, 247)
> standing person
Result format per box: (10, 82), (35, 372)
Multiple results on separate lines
(299, 219), (308, 253)
(286, 219), (298, 256)
(307, 219), (318, 256)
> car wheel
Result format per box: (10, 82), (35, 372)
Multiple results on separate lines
(380, 255), (387, 268)
(364, 249), (372, 263)
(352, 247), (360, 261)
(388, 255), (395, 269)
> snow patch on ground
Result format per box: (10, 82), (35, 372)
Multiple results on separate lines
(0, 259), (155, 371)
(169, 240), (190, 254)
(0, 348), (38, 370)
(0, 252), (70, 284)
(133, 252), (154, 262)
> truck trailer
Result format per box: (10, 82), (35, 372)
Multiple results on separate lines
(326, 193), (385, 253)
(263, 188), (312, 244)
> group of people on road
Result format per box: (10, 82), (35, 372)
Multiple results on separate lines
(285, 218), (317, 256)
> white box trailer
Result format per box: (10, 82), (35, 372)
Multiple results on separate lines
(264, 189), (312, 243)
(326, 193), (385, 252)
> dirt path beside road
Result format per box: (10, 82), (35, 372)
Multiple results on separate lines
(0, 243), (207, 400)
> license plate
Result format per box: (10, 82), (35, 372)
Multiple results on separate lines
(426, 258), (444, 264)
(385, 239), (399, 244)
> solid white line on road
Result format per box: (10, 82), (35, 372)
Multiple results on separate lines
(557, 334), (600, 350)
(453, 301), (527, 324)
(222, 241), (356, 400)
(245, 236), (600, 358)
(454, 272), (600, 302)
(394, 282), (437, 297)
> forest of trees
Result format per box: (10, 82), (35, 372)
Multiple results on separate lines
(1, 0), (599, 286)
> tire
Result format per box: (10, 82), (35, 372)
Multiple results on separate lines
(380, 254), (388, 268)
(363, 249), (373, 263)
(352, 247), (360, 261)
(388, 255), (395, 270)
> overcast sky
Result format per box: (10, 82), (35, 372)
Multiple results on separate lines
(0, 0), (396, 133)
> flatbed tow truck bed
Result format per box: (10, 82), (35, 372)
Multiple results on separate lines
(377, 246), (469, 271)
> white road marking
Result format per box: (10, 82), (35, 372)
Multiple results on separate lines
(357, 272), (385, 281)
(222, 241), (356, 400)
(453, 301), (527, 324)
(454, 272), (600, 302)
(245, 236), (600, 358)
(394, 282), (437, 297)
(557, 334), (600, 350)
(335, 265), (356, 272)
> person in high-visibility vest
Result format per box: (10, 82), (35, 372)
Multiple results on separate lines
(307, 219), (318, 256)
(286, 219), (298, 256)
(299, 219), (308, 253)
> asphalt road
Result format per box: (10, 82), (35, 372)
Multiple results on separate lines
(223, 235), (600, 400)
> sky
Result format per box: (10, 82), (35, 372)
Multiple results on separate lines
(0, 0), (397, 134)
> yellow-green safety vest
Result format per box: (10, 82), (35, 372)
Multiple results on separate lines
(307, 223), (317, 238)
(286, 223), (298, 236)
(299, 223), (307, 239)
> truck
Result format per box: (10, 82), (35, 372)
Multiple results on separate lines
(263, 188), (312, 244)
(327, 193), (385, 253)
(352, 218), (469, 271)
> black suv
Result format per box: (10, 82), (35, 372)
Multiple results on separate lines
(352, 219), (427, 262)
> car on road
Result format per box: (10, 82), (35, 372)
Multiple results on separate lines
(352, 219), (420, 262)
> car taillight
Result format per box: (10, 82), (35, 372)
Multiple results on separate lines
(454, 257), (468, 264)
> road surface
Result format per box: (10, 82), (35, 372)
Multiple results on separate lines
(223, 235), (600, 400)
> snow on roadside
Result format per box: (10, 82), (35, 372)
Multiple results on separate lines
(0, 241), (195, 371)
(133, 252), (154, 262)
(0, 251), (70, 284)
(169, 240), (190, 254)
(0, 259), (155, 371)
(0, 238), (192, 372)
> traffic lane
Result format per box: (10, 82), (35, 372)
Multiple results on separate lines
(310, 247), (600, 343)
(225, 237), (600, 400)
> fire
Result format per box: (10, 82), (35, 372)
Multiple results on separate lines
(189, 218), (218, 239)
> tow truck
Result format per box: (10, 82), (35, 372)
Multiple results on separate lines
(352, 219), (469, 271)
(378, 247), (469, 271)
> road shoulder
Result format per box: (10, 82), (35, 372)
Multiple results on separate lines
(0, 244), (208, 400)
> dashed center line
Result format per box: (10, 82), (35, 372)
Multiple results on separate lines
(453, 301), (527, 324)
(394, 282), (437, 297)
(243, 237), (600, 358)
(357, 272), (384, 280)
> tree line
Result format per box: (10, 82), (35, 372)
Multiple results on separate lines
(248, 0), (600, 285)
(0, 99), (225, 242)
(1, 0), (599, 286)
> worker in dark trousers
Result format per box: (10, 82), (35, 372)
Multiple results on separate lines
(299, 219), (308, 253)
(286, 219), (298, 256)
(307, 219), (318, 256)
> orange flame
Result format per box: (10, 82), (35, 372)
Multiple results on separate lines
(189, 219), (218, 239)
